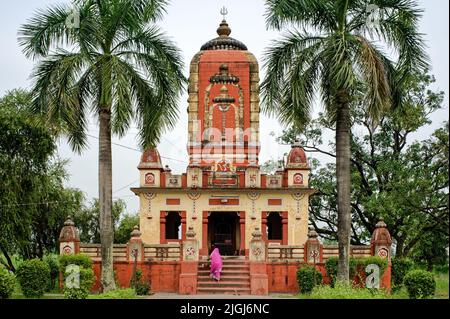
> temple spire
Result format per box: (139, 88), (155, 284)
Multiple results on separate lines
(220, 6), (228, 20)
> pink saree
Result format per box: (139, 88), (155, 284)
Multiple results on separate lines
(210, 248), (223, 281)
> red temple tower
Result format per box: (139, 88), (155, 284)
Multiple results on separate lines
(187, 18), (260, 173)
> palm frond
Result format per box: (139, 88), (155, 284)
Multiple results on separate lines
(265, 0), (338, 32)
(351, 35), (392, 122)
(18, 3), (74, 59)
(261, 31), (324, 120)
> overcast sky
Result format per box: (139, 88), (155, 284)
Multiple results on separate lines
(1, 0), (448, 214)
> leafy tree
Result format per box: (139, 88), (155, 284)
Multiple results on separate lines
(0, 90), (85, 269)
(74, 198), (127, 244)
(115, 213), (140, 244)
(272, 71), (448, 268)
(19, 0), (185, 291)
(262, 0), (428, 282)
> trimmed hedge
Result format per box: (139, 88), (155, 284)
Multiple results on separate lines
(391, 257), (415, 292)
(0, 268), (16, 299)
(63, 267), (95, 299)
(325, 257), (338, 287)
(59, 253), (95, 299)
(325, 256), (388, 288)
(16, 259), (51, 298)
(404, 270), (436, 299)
(59, 253), (92, 271)
(297, 265), (323, 294)
(43, 254), (60, 292)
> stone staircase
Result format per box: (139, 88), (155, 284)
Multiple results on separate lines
(197, 256), (251, 295)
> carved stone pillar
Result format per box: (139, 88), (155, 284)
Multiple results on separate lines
(304, 227), (323, 264)
(239, 211), (246, 254)
(201, 211), (209, 255)
(370, 218), (392, 260)
(249, 227), (268, 295)
(371, 218), (393, 291)
(261, 212), (268, 242)
(160, 211), (166, 244)
(281, 211), (288, 245)
(128, 226), (144, 262)
(59, 217), (80, 255)
(179, 227), (199, 295)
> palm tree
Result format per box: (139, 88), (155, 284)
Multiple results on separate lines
(18, 0), (185, 292)
(262, 0), (427, 283)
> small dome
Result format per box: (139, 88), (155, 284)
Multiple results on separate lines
(286, 140), (308, 168)
(201, 19), (248, 51)
(59, 217), (80, 242)
(138, 148), (163, 169)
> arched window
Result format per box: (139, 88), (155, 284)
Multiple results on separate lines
(267, 212), (282, 240)
(165, 212), (181, 240)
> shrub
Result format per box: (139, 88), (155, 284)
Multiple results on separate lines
(325, 257), (338, 287)
(324, 256), (388, 288)
(89, 288), (137, 299)
(307, 282), (389, 299)
(0, 268), (16, 299)
(43, 254), (60, 292)
(63, 267), (95, 299)
(59, 253), (95, 299)
(297, 265), (323, 294)
(130, 269), (150, 296)
(391, 257), (415, 292)
(59, 253), (92, 271)
(16, 259), (50, 298)
(136, 271), (150, 296)
(349, 256), (388, 287)
(404, 270), (436, 299)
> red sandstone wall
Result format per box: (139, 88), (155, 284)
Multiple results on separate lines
(91, 261), (180, 293)
(89, 261), (390, 294)
(267, 263), (390, 293)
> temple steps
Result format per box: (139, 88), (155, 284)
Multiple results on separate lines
(196, 258), (251, 295)
(197, 287), (251, 295)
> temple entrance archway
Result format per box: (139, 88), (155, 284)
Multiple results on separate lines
(207, 212), (240, 256)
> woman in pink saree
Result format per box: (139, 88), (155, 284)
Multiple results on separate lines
(210, 246), (223, 281)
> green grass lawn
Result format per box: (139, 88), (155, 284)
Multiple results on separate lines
(8, 272), (448, 299)
(434, 271), (449, 299)
(296, 271), (449, 299)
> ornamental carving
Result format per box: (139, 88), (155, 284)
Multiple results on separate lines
(143, 193), (157, 219)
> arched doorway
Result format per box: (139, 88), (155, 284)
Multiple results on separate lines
(207, 212), (240, 256)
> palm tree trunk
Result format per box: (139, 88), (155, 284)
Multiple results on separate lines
(99, 108), (116, 292)
(336, 91), (351, 283)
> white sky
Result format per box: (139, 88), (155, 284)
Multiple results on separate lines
(0, 0), (448, 213)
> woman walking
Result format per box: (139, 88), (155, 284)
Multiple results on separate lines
(210, 246), (223, 282)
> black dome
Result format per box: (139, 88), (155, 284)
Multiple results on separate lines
(200, 19), (247, 51)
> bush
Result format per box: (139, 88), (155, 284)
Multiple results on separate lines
(434, 264), (449, 274)
(59, 253), (92, 271)
(59, 253), (95, 299)
(63, 267), (95, 299)
(89, 288), (137, 299)
(43, 254), (60, 292)
(391, 257), (415, 292)
(0, 268), (16, 299)
(325, 257), (338, 287)
(404, 270), (436, 299)
(16, 259), (51, 298)
(297, 265), (323, 294)
(349, 256), (388, 287)
(130, 269), (151, 296)
(307, 282), (389, 299)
